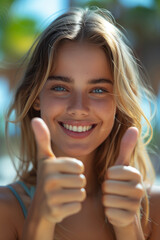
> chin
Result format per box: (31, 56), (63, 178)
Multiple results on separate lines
(56, 145), (95, 159)
(64, 150), (90, 158)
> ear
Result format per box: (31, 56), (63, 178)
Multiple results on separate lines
(33, 97), (40, 111)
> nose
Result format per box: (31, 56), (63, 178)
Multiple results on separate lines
(67, 92), (89, 117)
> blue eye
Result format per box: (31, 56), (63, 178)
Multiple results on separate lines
(51, 86), (67, 92)
(92, 88), (107, 93)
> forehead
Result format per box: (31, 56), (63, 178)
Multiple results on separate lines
(51, 41), (113, 79)
(56, 41), (109, 63)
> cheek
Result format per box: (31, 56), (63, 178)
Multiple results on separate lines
(39, 95), (65, 119)
(97, 99), (116, 139)
(94, 97), (116, 120)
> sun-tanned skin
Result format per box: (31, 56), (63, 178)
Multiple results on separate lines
(0, 42), (160, 240)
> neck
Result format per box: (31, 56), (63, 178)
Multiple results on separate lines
(77, 152), (100, 197)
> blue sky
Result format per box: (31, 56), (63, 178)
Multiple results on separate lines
(10, 0), (154, 22)
(119, 0), (154, 8)
(11, 0), (69, 28)
(11, 0), (69, 18)
(0, 78), (13, 113)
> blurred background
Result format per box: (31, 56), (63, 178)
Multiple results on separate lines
(0, 0), (160, 185)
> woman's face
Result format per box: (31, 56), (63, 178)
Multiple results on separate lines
(36, 41), (116, 159)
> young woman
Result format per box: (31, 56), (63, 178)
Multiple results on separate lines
(0, 7), (159, 240)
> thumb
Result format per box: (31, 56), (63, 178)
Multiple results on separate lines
(114, 127), (139, 166)
(31, 117), (55, 160)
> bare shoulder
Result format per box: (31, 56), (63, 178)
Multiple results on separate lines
(0, 185), (24, 240)
(147, 185), (160, 239)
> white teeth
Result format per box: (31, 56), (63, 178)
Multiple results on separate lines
(83, 126), (87, 132)
(73, 126), (77, 132)
(63, 124), (92, 132)
(77, 126), (83, 132)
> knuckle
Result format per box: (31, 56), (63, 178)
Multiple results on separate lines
(133, 169), (142, 181)
(126, 166), (142, 181)
(79, 188), (86, 201)
(135, 183), (145, 198)
(73, 159), (84, 173)
(57, 157), (84, 173)
(79, 174), (86, 187)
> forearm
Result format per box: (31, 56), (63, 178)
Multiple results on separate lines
(114, 216), (145, 240)
(22, 196), (55, 240)
(22, 215), (55, 240)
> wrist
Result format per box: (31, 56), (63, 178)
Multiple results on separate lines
(113, 215), (145, 240)
(23, 216), (55, 240)
(22, 194), (55, 240)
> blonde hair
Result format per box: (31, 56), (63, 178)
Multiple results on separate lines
(6, 7), (155, 226)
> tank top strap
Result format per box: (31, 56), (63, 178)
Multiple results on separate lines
(17, 181), (35, 199)
(7, 185), (27, 218)
(7, 181), (36, 218)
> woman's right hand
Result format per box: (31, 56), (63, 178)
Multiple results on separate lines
(31, 117), (86, 224)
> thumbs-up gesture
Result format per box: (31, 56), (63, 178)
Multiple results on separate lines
(31, 117), (86, 224)
(102, 127), (144, 228)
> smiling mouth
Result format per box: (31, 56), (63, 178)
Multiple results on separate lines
(59, 122), (96, 133)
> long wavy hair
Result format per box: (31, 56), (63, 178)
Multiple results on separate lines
(6, 7), (155, 229)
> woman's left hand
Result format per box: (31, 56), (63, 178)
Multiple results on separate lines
(102, 127), (144, 228)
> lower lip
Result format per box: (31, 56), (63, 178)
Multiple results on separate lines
(60, 124), (95, 139)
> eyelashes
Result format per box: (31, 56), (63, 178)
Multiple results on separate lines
(91, 88), (109, 94)
(50, 85), (109, 94)
(51, 86), (68, 92)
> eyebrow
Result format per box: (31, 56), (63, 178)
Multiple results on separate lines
(47, 75), (72, 83)
(88, 78), (113, 85)
(47, 75), (113, 85)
